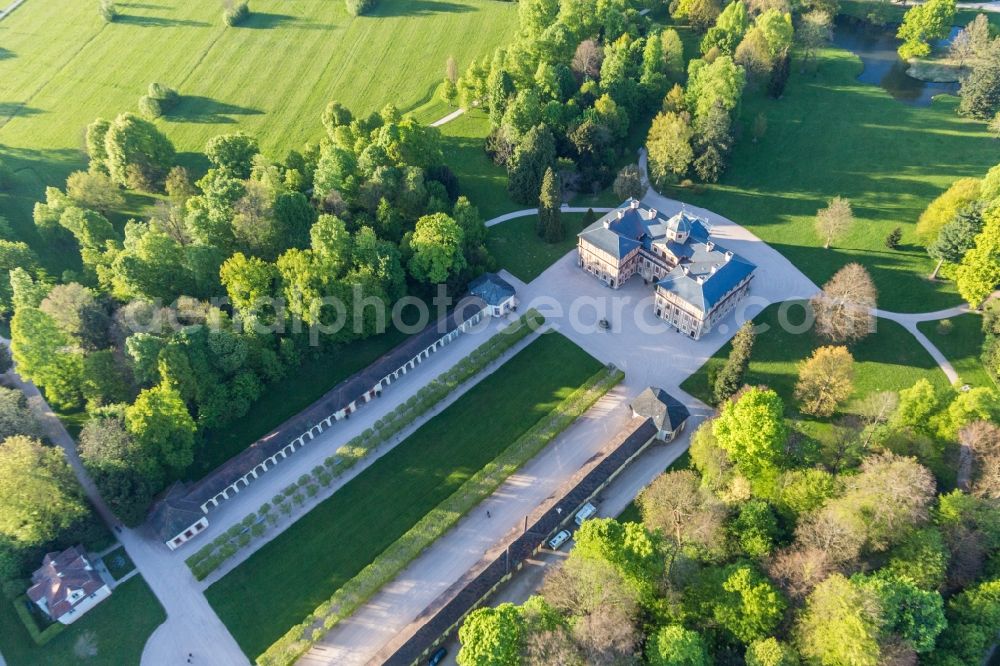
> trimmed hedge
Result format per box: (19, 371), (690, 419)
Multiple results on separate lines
(345, 0), (377, 16)
(12, 596), (64, 646)
(257, 363), (624, 666)
(138, 82), (179, 119)
(186, 310), (545, 581)
(224, 1), (249, 26)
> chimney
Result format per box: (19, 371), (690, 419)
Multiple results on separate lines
(696, 275), (706, 285)
(681, 265), (689, 276)
(617, 210), (624, 220)
(710, 265), (718, 274)
(630, 199), (640, 209)
(649, 208), (657, 218)
(706, 241), (715, 252)
(603, 219), (611, 229)
(725, 250), (733, 262)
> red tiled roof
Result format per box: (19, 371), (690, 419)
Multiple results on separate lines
(26, 546), (105, 620)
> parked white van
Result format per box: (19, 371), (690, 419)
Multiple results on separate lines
(575, 502), (598, 526)
(548, 530), (571, 550)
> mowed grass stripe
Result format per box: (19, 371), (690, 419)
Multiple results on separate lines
(205, 331), (603, 659)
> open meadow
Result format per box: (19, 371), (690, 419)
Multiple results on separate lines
(674, 43), (999, 313)
(0, 0), (516, 272)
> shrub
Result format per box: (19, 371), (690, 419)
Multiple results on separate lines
(141, 83), (179, 119)
(937, 319), (954, 336)
(98, 0), (117, 22)
(237, 533), (251, 547)
(223, 1), (249, 26)
(251, 523), (266, 537)
(306, 484), (319, 497)
(345, 0), (377, 16)
(885, 226), (903, 249)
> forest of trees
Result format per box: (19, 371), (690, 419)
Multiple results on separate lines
(4, 99), (495, 555)
(457, 376), (1000, 665)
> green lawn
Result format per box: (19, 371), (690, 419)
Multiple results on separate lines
(205, 331), (602, 660)
(918, 314), (995, 389)
(669, 42), (997, 313)
(437, 110), (515, 219)
(681, 302), (950, 413)
(0, 0), (516, 273)
(488, 212), (596, 282)
(0, 577), (165, 666)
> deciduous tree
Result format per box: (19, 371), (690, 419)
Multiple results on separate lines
(647, 111), (694, 187)
(613, 164), (645, 201)
(0, 436), (88, 547)
(794, 346), (854, 417)
(814, 196), (853, 249)
(407, 213), (467, 285)
(955, 209), (1000, 307)
(102, 112), (175, 190)
(65, 170), (124, 213)
(713, 386), (788, 482)
(457, 603), (524, 666)
(897, 0), (956, 59)
(646, 625), (709, 666)
(811, 263), (878, 343)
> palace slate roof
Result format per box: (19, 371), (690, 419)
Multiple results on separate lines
(468, 273), (516, 307)
(27, 546), (105, 621)
(579, 199), (756, 311)
(656, 248), (756, 312)
(579, 201), (711, 260)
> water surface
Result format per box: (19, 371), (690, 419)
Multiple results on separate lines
(832, 18), (959, 106)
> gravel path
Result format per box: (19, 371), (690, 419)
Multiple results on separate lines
(0, 0), (26, 22)
(429, 108), (465, 127)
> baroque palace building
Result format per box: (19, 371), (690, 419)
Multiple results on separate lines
(577, 199), (756, 340)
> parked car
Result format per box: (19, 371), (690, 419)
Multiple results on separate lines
(548, 529), (571, 550)
(575, 502), (598, 526)
(429, 646), (447, 666)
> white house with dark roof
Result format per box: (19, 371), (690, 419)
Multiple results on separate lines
(468, 272), (517, 317)
(26, 546), (111, 624)
(630, 387), (691, 441)
(578, 199), (756, 340)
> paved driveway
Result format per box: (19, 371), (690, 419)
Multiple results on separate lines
(302, 191), (821, 663)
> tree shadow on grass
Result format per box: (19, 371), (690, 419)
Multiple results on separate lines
(0, 48), (13, 60)
(165, 96), (263, 124)
(374, 0), (475, 17)
(115, 14), (210, 28)
(0, 103), (44, 122)
(238, 12), (304, 29)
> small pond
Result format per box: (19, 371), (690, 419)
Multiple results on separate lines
(832, 17), (960, 107)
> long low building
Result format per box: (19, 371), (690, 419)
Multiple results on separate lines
(149, 280), (516, 550)
(578, 199), (756, 340)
